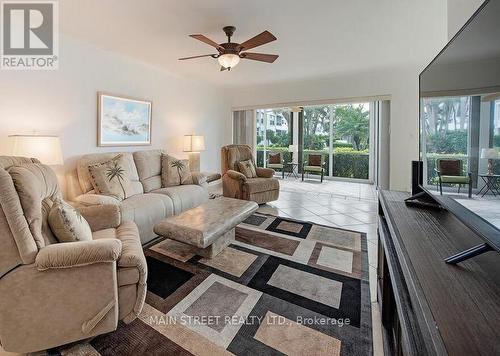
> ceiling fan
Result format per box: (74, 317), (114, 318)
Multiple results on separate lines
(179, 26), (278, 71)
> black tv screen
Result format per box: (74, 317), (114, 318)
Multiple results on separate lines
(418, 0), (500, 256)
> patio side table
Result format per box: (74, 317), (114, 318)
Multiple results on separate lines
(477, 174), (500, 197)
(284, 162), (299, 179)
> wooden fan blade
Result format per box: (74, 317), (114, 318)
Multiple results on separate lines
(179, 54), (216, 60)
(238, 31), (276, 51)
(189, 34), (223, 50)
(241, 52), (279, 63)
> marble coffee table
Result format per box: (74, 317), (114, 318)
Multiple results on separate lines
(153, 197), (258, 258)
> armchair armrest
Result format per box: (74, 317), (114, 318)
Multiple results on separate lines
(35, 239), (122, 271)
(191, 172), (208, 186)
(226, 170), (247, 182)
(78, 204), (121, 231)
(256, 167), (275, 178)
(74, 193), (121, 206)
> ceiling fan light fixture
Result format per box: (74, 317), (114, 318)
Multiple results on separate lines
(217, 53), (240, 69)
(180, 27), (278, 71)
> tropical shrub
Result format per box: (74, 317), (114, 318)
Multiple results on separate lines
(426, 130), (467, 154)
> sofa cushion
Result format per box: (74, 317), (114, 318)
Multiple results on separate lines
(304, 165), (324, 172)
(77, 152), (143, 196)
(151, 185), (209, 214)
(120, 194), (174, 244)
(161, 154), (193, 187)
(48, 199), (92, 242)
(133, 149), (164, 193)
(245, 177), (280, 194)
(8, 163), (62, 247)
(88, 154), (136, 201)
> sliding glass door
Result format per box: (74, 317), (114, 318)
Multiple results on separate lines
(255, 108), (292, 167)
(331, 103), (370, 179)
(253, 102), (373, 181)
(302, 106), (331, 174)
(301, 103), (371, 180)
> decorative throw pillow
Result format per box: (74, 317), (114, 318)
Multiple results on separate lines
(268, 153), (281, 164)
(439, 160), (461, 176)
(88, 154), (133, 201)
(48, 199), (92, 242)
(308, 154), (322, 167)
(161, 154), (193, 187)
(238, 159), (257, 178)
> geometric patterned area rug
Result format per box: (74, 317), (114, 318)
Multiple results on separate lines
(52, 213), (372, 356)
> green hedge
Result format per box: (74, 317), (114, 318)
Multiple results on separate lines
(256, 147), (369, 179)
(333, 152), (369, 179)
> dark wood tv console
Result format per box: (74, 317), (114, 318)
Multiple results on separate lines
(377, 190), (500, 356)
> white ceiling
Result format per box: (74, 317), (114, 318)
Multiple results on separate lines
(59, 0), (446, 88)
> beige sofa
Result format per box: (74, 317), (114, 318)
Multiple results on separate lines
(221, 144), (280, 204)
(0, 157), (147, 353)
(67, 149), (209, 244)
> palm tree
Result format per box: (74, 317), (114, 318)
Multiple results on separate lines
(106, 161), (127, 198)
(170, 160), (186, 184)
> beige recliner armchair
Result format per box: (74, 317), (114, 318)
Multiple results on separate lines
(0, 157), (147, 353)
(221, 145), (280, 204)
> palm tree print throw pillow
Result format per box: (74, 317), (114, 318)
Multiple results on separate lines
(237, 159), (257, 178)
(161, 154), (194, 187)
(88, 154), (133, 201)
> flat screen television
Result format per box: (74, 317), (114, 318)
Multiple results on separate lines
(414, 0), (500, 263)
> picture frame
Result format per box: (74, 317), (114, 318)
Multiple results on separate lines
(97, 92), (152, 147)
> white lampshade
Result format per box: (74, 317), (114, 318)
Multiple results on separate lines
(481, 148), (499, 159)
(183, 134), (205, 152)
(218, 54), (240, 69)
(9, 135), (63, 165)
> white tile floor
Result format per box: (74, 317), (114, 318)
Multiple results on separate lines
(258, 177), (384, 356)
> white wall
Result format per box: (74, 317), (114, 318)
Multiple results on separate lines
(447, 0), (484, 39)
(0, 37), (232, 194)
(227, 65), (430, 191)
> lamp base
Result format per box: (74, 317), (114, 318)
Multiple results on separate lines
(188, 152), (201, 173)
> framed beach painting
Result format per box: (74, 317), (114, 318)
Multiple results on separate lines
(97, 92), (152, 146)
